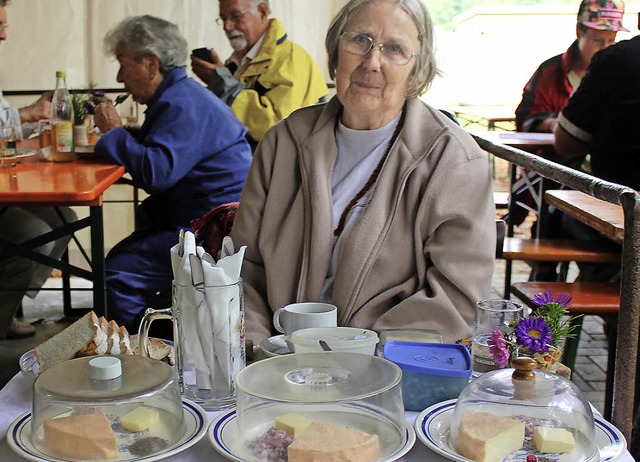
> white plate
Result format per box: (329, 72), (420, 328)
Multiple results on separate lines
(258, 334), (291, 357)
(17, 149), (37, 158)
(20, 338), (175, 379)
(209, 407), (416, 462)
(414, 399), (626, 462)
(6, 399), (208, 462)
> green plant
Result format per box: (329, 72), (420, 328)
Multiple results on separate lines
(71, 91), (90, 126)
(71, 84), (107, 126)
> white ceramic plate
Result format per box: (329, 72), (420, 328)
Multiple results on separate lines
(20, 338), (174, 379)
(6, 399), (208, 462)
(258, 334), (291, 357)
(414, 399), (626, 462)
(16, 149), (37, 158)
(209, 407), (416, 462)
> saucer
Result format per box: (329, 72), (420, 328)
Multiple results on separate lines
(258, 334), (292, 357)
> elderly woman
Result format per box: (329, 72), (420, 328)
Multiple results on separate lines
(231, 0), (495, 344)
(93, 15), (252, 330)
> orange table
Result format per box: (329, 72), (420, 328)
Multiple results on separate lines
(0, 151), (125, 317)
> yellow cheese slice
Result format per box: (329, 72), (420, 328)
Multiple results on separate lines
(533, 426), (576, 453)
(275, 413), (312, 437)
(121, 406), (160, 432)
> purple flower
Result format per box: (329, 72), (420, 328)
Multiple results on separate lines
(84, 101), (96, 115)
(515, 317), (552, 354)
(532, 289), (572, 308)
(488, 328), (511, 368)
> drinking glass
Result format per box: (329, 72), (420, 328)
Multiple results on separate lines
(471, 299), (523, 377)
(38, 119), (52, 148)
(0, 126), (20, 169)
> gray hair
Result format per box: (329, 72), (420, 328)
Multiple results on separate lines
(325, 0), (438, 98)
(227, 0), (270, 14)
(104, 15), (187, 73)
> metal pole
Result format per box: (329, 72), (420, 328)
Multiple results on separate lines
(473, 134), (640, 443)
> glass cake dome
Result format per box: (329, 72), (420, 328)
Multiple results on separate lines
(449, 357), (598, 461)
(233, 352), (410, 462)
(30, 354), (185, 461)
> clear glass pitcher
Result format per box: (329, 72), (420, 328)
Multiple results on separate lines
(139, 280), (245, 410)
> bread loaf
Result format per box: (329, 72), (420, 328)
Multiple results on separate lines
(33, 311), (174, 371)
(34, 312), (108, 371)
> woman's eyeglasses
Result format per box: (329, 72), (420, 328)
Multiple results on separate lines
(340, 32), (415, 66)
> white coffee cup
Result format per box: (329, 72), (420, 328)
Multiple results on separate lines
(273, 302), (337, 336)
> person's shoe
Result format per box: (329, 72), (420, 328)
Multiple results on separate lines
(7, 318), (36, 339)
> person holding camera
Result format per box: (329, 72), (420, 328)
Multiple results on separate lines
(190, 0), (328, 150)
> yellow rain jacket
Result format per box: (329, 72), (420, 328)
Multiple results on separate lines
(209, 19), (328, 147)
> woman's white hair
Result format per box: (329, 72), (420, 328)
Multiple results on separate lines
(104, 15), (188, 73)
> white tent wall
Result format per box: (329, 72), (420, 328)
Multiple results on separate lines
(0, 0), (338, 92)
(0, 0), (344, 273)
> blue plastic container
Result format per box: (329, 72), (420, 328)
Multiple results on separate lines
(382, 341), (472, 411)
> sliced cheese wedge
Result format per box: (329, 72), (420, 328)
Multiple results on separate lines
(288, 422), (379, 462)
(456, 411), (525, 462)
(44, 413), (118, 460)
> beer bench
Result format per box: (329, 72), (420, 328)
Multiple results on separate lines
(498, 237), (621, 298)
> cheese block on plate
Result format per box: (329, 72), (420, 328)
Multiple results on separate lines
(533, 426), (576, 453)
(288, 422), (379, 462)
(456, 411), (525, 462)
(275, 413), (312, 437)
(43, 413), (118, 460)
(121, 406), (160, 432)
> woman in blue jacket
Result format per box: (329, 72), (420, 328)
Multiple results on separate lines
(94, 15), (252, 331)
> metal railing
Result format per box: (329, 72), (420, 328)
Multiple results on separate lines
(474, 134), (640, 444)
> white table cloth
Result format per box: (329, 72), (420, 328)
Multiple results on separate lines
(0, 371), (633, 461)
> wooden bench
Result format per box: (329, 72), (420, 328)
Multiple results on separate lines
(498, 237), (621, 298)
(511, 280), (620, 419)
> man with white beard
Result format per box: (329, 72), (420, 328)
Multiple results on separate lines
(191, 0), (327, 150)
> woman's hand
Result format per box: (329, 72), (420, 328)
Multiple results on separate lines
(93, 102), (123, 134)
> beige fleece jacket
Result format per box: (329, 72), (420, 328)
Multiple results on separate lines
(231, 96), (496, 344)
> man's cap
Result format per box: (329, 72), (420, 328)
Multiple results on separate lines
(577, 0), (629, 32)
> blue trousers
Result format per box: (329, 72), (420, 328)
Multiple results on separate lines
(102, 228), (180, 331)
